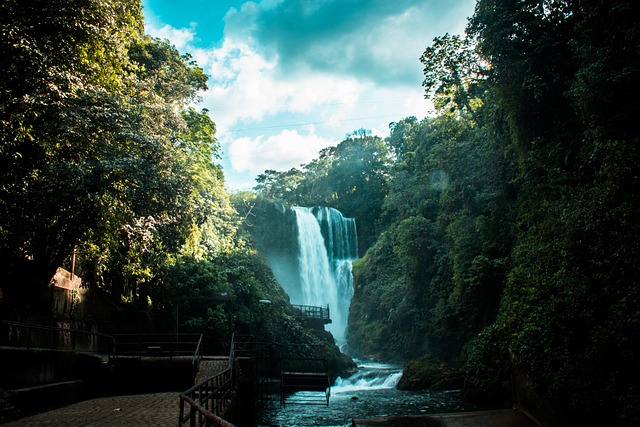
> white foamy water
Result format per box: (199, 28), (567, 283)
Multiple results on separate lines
(333, 362), (403, 393)
(292, 207), (357, 339)
(259, 359), (481, 427)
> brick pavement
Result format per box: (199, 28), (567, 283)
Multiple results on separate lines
(195, 357), (230, 384)
(4, 392), (181, 426)
(5, 357), (232, 426)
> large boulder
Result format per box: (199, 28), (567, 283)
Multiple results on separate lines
(396, 353), (464, 391)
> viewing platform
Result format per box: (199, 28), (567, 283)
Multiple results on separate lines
(290, 304), (332, 325)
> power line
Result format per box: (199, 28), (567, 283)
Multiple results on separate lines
(206, 97), (411, 112)
(219, 114), (398, 134)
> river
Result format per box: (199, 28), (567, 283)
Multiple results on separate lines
(258, 360), (484, 427)
(259, 208), (483, 425)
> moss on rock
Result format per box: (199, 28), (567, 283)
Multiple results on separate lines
(396, 353), (464, 391)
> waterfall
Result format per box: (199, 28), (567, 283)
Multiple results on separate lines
(292, 206), (357, 339)
(333, 361), (402, 393)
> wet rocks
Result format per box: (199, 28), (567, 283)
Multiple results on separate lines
(396, 354), (463, 391)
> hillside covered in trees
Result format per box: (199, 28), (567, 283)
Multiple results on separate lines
(246, 1), (640, 425)
(0, 0), (353, 387)
(1, 0), (638, 426)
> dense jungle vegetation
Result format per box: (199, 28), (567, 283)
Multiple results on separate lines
(246, 1), (640, 425)
(1, 0), (638, 426)
(0, 0), (351, 378)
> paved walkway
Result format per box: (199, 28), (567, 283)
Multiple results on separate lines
(4, 356), (232, 426)
(4, 392), (181, 426)
(195, 356), (230, 384)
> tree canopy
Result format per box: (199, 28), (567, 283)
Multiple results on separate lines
(1, 1), (638, 424)
(248, 1), (639, 424)
(0, 0), (219, 311)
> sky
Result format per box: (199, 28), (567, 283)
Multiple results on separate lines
(142, 0), (476, 190)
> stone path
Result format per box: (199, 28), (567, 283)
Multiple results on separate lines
(4, 392), (180, 426)
(5, 357), (231, 426)
(195, 356), (230, 384)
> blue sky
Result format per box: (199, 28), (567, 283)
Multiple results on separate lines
(142, 0), (476, 189)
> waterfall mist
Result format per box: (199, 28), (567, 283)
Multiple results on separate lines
(266, 206), (357, 340)
(293, 207), (357, 339)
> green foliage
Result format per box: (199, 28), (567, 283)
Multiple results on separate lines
(349, 107), (511, 362)
(420, 33), (485, 116)
(1, 0), (147, 309)
(0, 0), (221, 310)
(462, 323), (511, 406)
(396, 353), (464, 391)
(0, 388), (20, 424)
(348, 230), (418, 360)
(232, 194), (298, 258)
(253, 130), (391, 254)
(176, 107), (237, 259)
(159, 249), (283, 353)
(459, 1), (640, 424)
(254, 169), (306, 204)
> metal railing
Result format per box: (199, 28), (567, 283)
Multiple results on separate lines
(179, 368), (235, 427)
(0, 320), (115, 354)
(276, 343), (330, 406)
(178, 333), (260, 426)
(110, 333), (202, 361)
(229, 333), (254, 359)
(290, 304), (330, 320)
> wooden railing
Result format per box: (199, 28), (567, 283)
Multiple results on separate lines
(179, 368), (235, 427)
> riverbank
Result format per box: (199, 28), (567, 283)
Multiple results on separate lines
(260, 361), (501, 426)
(352, 409), (539, 426)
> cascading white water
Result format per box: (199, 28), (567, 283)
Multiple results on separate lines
(292, 206), (357, 339)
(333, 361), (402, 393)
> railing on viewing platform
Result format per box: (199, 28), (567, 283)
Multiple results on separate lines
(290, 304), (330, 321)
(178, 334), (247, 426)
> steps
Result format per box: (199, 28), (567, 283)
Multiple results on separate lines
(195, 357), (229, 384)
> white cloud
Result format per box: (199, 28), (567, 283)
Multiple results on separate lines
(145, 19), (196, 52)
(143, 0), (473, 188)
(193, 37), (366, 133)
(226, 130), (336, 176)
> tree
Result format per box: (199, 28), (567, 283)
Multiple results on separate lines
(420, 34), (485, 117)
(464, 1), (640, 423)
(254, 168), (305, 204)
(1, 0), (144, 310)
(0, 0), (210, 312)
(387, 116), (418, 161)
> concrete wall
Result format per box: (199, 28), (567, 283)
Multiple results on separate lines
(0, 348), (105, 389)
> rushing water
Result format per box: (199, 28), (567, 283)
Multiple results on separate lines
(259, 361), (480, 427)
(261, 207), (478, 426)
(292, 207), (357, 339)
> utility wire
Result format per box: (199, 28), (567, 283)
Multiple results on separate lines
(219, 114), (398, 134)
